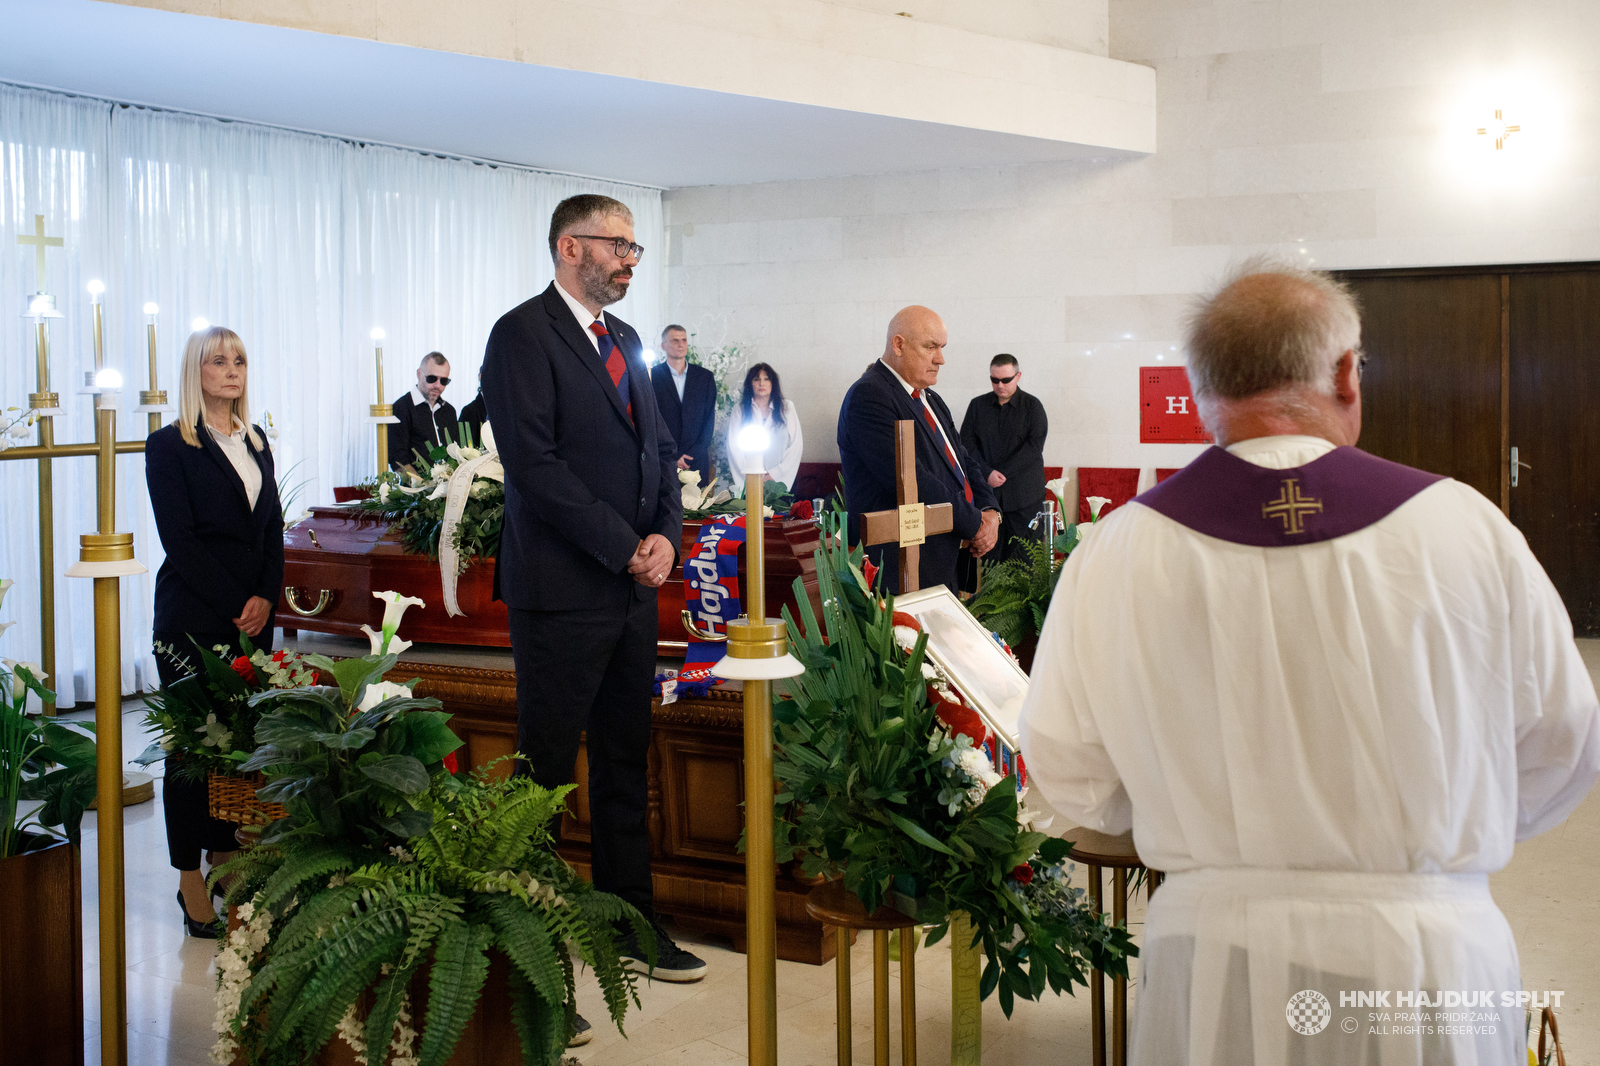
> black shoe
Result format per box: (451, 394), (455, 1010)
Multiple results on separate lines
(567, 1014), (592, 1047)
(176, 890), (220, 940)
(620, 918), (708, 982)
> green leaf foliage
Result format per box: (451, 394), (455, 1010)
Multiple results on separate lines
(966, 528), (1078, 649)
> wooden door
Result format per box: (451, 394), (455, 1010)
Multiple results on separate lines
(1509, 272), (1600, 635)
(1343, 273), (1505, 504)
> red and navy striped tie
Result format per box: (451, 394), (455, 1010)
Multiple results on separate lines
(912, 388), (972, 503)
(589, 318), (631, 423)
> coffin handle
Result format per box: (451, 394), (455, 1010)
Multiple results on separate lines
(285, 588), (333, 617)
(680, 610), (728, 642)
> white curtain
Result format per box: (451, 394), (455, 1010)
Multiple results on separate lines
(0, 83), (664, 704)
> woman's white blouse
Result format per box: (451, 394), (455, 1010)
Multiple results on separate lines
(207, 417), (264, 510)
(727, 399), (804, 490)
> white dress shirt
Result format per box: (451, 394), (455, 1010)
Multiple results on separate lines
(669, 361), (688, 401)
(555, 280), (604, 354)
(206, 416), (263, 510)
(878, 358), (968, 487)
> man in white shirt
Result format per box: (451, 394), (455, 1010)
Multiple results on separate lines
(649, 323), (717, 482)
(1018, 260), (1600, 1065)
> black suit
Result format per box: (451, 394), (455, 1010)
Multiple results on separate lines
(459, 394), (488, 448)
(837, 361), (998, 593)
(388, 391), (459, 470)
(481, 283), (681, 915)
(960, 389), (1049, 560)
(649, 361), (717, 483)
(145, 416), (284, 870)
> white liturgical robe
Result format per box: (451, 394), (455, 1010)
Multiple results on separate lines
(1019, 435), (1600, 1066)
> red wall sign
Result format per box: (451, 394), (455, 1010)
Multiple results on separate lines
(1140, 366), (1212, 444)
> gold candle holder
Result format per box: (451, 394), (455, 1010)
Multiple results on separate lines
(371, 329), (394, 477)
(141, 304), (167, 436)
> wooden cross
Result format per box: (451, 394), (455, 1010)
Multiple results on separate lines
(861, 420), (953, 593)
(16, 214), (63, 292)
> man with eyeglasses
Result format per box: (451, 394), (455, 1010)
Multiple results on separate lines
(388, 351), (460, 474)
(482, 194), (706, 1045)
(959, 354), (1049, 561)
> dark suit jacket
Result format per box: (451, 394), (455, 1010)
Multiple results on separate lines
(959, 388), (1048, 513)
(649, 361), (717, 482)
(145, 418), (284, 634)
(481, 283), (682, 612)
(837, 360), (998, 593)
(389, 391), (460, 470)
(459, 394), (488, 448)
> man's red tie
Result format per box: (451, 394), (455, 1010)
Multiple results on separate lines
(588, 319), (631, 423)
(912, 388), (973, 503)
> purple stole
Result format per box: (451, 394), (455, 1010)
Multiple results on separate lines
(1136, 445), (1446, 546)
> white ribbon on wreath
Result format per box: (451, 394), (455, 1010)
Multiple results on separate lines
(439, 423), (504, 618)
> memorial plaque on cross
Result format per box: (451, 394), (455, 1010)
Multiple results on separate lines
(861, 420), (954, 594)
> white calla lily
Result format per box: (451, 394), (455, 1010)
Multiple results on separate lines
(372, 591), (425, 654)
(481, 423), (496, 452)
(0, 621), (13, 640)
(477, 459), (504, 483)
(1086, 495), (1112, 520)
(378, 482), (391, 504)
(357, 680), (414, 712)
(359, 624), (413, 658)
(0, 577), (12, 611)
(446, 441), (464, 462)
(3, 658), (47, 701)
(427, 483), (449, 501)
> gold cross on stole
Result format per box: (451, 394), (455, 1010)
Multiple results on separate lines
(1262, 478), (1323, 535)
(16, 214), (64, 292)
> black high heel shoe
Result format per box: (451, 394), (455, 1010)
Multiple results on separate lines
(177, 889), (221, 940)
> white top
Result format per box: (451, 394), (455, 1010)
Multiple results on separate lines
(727, 399), (804, 490)
(206, 416), (263, 510)
(668, 361), (688, 400)
(554, 279), (603, 355)
(1017, 434), (1600, 1064)
(408, 385), (451, 446)
(878, 358), (968, 490)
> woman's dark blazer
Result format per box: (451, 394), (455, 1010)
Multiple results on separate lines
(145, 417), (285, 635)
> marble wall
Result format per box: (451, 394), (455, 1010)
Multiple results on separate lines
(662, 0), (1600, 483)
(834, 0), (1108, 55)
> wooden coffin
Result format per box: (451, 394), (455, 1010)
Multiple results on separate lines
(277, 506), (824, 656)
(0, 839), (83, 1066)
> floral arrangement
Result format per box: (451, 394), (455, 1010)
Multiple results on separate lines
(211, 607), (646, 1066)
(0, 407), (37, 453)
(141, 632), (324, 782)
(678, 469), (793, 520)
(684, 329), (750, 489)
(1, 579), (99, 858)
(355, 425), (505, 572)
(773, 510), (1134, 1015)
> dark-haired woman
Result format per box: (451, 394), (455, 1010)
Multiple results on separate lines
(726, 362), (803, 488)
(145, 326), (283, 937)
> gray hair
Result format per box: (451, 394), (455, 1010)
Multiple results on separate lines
(419, 351), (448, 368)
(1185, 257), (1361, 401)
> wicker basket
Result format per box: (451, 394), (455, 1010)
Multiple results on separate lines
(207, 771), (287, 827)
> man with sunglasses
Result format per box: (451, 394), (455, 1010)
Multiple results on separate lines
(959, 354), (1048, 561)
(388, 351), (460, 474)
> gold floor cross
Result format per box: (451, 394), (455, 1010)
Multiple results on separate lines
(16, 213), (64, 292)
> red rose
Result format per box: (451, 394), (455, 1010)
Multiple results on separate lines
(1012, 864), (1034, 885)
(442, 751), (460, 775)
(862, 557), (879, 590)
(231, 656), (256, 684)
(272, 650), (286, 663)
(790, 499), (814, 519)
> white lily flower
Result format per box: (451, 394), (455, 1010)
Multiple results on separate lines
(0, 438), (9, 454)
(477, 459), (504, 483)
(378, 482), (391, 504)
(481, 423), (496, 451)
(427, 482), (449, 501)
(445, 441), (464, 462)
(358, 624), (413, 657)
(458, 446), (481, 461)
(3, 658), (46, 701)
(678, 469), (700, 486)
(357, 680), (414, 712)
(372, 591), (425, 654)
(1086, 495), (1112, 520)
(0, 577), (12, 610)
(0, 621), (13, 640)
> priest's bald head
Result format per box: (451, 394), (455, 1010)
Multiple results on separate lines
(1186, 260), (1364, 448)
(882, 305), (948, 389)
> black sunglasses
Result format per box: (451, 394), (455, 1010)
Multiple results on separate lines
(990, 373), (1018, 385)
(424, 374), (451, 386)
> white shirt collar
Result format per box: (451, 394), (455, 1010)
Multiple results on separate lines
(668, 360), (688, 380)
(555, 279), (602, 327)
(1225, 434), (1337, 470)
(409, 385), (444, 411)
(878, 357), (920, 396)
(205, 415), (247, 443)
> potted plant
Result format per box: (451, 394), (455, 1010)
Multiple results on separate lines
(211, 606), (648, 1066)
(772, 515), (1134, 1017)
(1, 578), (99, 1066)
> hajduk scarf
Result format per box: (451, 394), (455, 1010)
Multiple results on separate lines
(679, 515), (748, 684)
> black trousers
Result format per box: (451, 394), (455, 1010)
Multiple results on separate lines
(153, 630), (260, 871)
(508, 595), (657, 914)
(986, 505), (1045, 561)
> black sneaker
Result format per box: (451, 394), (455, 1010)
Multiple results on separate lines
(620, 918), (708, 982)
(567, 1014), (592, 1047)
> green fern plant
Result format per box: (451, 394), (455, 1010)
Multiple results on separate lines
(966, 527), (1079, 650)
(214, 767), (648, 1066)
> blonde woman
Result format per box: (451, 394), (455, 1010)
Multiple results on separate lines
(145, 327), (283, 937)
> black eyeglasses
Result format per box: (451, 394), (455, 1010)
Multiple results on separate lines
(424, 374), (451, 386)
(571, 235), (645, 262)
(990, 373), (1018, 385)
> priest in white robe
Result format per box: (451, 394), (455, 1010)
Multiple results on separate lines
(1018, 260), (1600, 1066)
